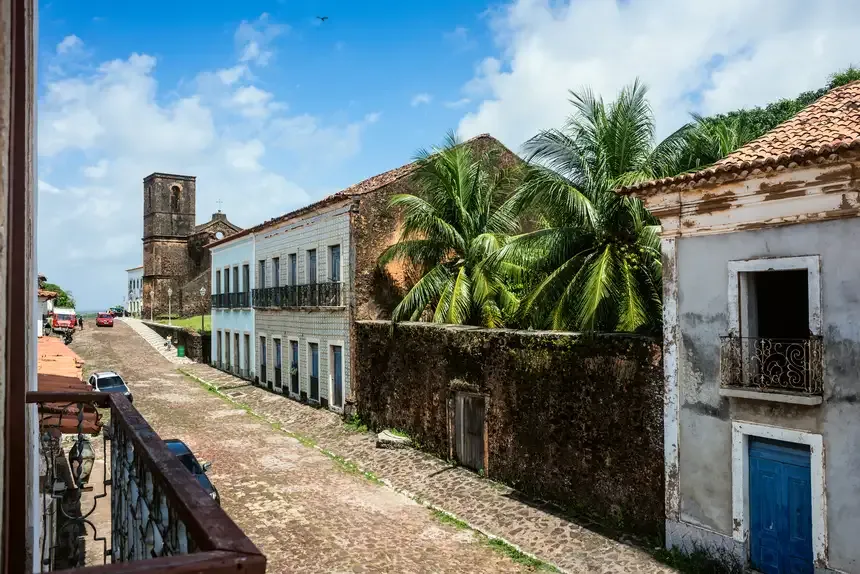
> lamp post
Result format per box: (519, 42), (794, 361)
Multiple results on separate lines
(149, 290), (154, 322)
(199, 286), (206, 333)
(168, 288), (173, 325)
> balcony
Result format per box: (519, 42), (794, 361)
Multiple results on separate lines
(28, 391), (266, 572)
(211, 292), (251, 309)
(252, 283), (343, 310)
(719, 336), (824, 402)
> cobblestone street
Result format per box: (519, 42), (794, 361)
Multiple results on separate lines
(70, 322), (537, 574)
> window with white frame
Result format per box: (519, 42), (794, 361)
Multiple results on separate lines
(723, 256), (823, 395)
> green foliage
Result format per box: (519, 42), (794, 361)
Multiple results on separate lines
(344, 413), (369, 433)
(702, 65), (860, 142)
(378, 132), (523, 327)
(652, 546), (744, 574)
(42, 282), (75, 308)
(499, 81), (666, 333)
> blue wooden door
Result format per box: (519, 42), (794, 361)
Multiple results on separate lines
(749, 437), (813, 574)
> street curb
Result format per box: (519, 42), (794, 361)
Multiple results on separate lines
(177, 366), (566, 574)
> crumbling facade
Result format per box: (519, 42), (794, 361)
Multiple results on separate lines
(142, 173), (241, 318)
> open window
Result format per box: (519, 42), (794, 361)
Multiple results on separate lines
(723, 256), (823, 398)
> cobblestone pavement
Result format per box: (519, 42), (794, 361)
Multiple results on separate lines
(177, 368), (676, 574)
(70, 322), (537, 574)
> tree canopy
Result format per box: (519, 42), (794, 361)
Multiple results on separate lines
(42, 282), (75, 308)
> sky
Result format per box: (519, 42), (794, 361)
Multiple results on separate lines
(37, 0), (860, 310)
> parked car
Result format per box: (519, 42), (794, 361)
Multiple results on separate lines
(51, 307), (77, 334)
(163, 439), (220, 504)
(96, 312), (114, 327)
(87, 371), (133, 403)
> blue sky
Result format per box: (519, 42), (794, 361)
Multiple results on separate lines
(37, 0), (860, 309)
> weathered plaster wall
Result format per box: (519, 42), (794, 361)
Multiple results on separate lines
(355, 321), (665, 534)
(676, 216), (860, 572)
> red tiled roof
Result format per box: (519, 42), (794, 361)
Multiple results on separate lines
(37, 337), (101, 434)
(620, 81), (860, 195)
(208, 133), (499, 249)
(38, 289), (58, 299)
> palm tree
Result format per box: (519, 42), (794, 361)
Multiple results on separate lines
(378, 133), (522, 327)
(500, 80), (693, 333)
(671, 114), (757, 173)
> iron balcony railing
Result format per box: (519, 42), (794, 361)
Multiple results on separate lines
(719, 336), (824, 395)
(252, 283), (343, 309)
(211, 292), (251, 309)
(27, 391), (266, 572)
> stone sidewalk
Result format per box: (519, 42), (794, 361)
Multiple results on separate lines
(118, 317), (194, 365)
(180, 362), (675, 574)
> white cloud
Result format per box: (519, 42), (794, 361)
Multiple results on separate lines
(37, 14), (375, 310)
(82, 159), (109, 179)
(444, 98), (471, 109)
(235, 13), (287, 67)
(458, 0), (860, 148)
(38, 180), (63, 195)
(444, 26), (476, 51)
(229, 85), (283, 119)
(216, 65), (246, 85)
(410, 93), (433, 107)
(56, 34), (83, 54)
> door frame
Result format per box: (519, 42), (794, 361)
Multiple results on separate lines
(449, 390), (489, 475)
(287, 336), (300, 398)
(731, 421), (826, 567)
(306, 337), (321, 402)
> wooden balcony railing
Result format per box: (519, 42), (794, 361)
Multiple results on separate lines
(27, 391), (266, 573)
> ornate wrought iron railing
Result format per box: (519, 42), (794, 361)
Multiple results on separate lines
(252, 283), (343, 309)
(210, 294), (226, 309)
(719, 336), (824, 395)
(27, 391), (266, 572)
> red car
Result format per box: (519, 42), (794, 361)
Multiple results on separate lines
(96, 312), (114, 327)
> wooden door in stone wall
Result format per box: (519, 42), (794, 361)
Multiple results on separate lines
(455, 392), (487, 473)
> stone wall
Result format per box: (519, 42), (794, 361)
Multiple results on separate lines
(354, 320), (665, 534)
(142, 321), (204, 362)
(180, 270), (210, 317)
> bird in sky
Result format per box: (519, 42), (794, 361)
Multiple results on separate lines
(316, 16), (328, 22)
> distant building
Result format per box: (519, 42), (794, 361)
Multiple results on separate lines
(126, 265), (143, 317)
(208, 134), (518, 412)
(37, 273), (57, 337)
(622, 81), (860, 573)
(141, 173), (241, 319)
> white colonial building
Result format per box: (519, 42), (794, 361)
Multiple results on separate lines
(210, 233), (256, 379)
(126, 265), (144, 316)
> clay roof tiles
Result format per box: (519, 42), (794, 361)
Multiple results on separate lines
(620, 80), (860, 195)
(37, 337), (101, 435)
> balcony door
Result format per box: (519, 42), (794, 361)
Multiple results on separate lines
(234, 333), (240, 375)
(274, 338), (282, 390)
(309, 342), (319, 401)
(331, 344), (343, 409)
(260, 336), (267, 385)
(244, 334), (251, 378)
(290, 340), (299, 395)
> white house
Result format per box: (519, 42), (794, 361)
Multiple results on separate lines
(210, 233), (256, 378)
(37, 287), (57, 337)
(623, 81), (860, 573)
(126, 265), (143, 316)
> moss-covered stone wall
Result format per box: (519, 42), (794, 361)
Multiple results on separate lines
(355, 320), (665, 534)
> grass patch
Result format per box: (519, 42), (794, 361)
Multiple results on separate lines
(652, 547), (744, 574)
(388, 428), (409, 438)
(344, 413), (368, 433)
(487, 539), (558, 571)
(432, 510), (469, 530)
(156, 315), (211, 332)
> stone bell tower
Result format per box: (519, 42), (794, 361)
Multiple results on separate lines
(142, 173), (196, 318)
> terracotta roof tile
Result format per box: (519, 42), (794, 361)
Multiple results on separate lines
(37, 339), (100, 434)
(620, 80), (860, 195)
(38, 289), (58, 299)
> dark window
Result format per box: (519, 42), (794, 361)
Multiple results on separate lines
(309, 342), (319, 401)
(215, 270), (221, 294)
(223, 269), (230, 294)
(273, 257), (281, 287)
(242, 264), (250, 292)
(307, 250), (317, 284)
(233, 267), (240, 293)
(288, 254), (297, 286)
(745, 270), (809, 339)
(259, 260), (266, 288)
(329, 245), (341, 282)
(170, 185), (181, 211)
